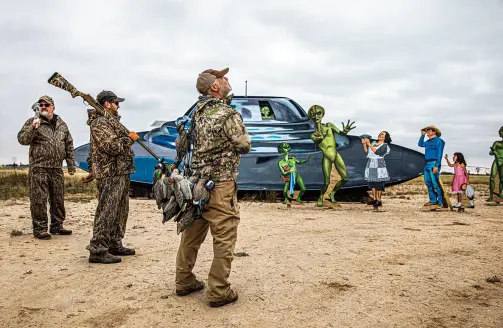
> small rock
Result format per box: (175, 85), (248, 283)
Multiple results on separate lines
(160, 295), (169, 299)
(126, 283), (133, 288)
(24, 270), (33, 275)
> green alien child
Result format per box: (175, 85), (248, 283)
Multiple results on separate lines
(261, 106), (275, 119)
(277, 142), (312, 204)
(487, 126), (503, 202)
(308, 105), (356, 207)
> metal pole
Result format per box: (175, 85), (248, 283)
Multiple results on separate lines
(245, 80), (248, 97)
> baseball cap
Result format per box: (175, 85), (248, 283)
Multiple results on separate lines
(38, 95), (54, 105)
(96, 90), (125, 104)
(196, 67), (229, 94)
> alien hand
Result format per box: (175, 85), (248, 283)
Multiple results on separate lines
(341, 120), (356, 135)
(312, 131), (324, 142)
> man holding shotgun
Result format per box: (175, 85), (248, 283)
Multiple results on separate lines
(86, 90), (139, 264)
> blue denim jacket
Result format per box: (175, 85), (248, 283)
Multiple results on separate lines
(418, 135), (445, 167)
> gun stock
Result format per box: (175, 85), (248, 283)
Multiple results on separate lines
(48, 72), (85, 98)
(47, 72), (160, 161)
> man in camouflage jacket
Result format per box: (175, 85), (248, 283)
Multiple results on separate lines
(86, 91), (139, 264)
(175, 68), (251, 307)
(17, 95), (75, 239)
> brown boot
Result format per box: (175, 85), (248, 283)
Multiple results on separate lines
(209, 289), (239, 308)
(176, 279), (205, 296)
(423, 201), (436, 207)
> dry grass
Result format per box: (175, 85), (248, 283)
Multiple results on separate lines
(387, 175), (490, 199)
(0, 168), (491, 201)
(0, 168), (96, 200)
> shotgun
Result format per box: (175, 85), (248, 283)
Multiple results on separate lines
(47, 72), (160, 161)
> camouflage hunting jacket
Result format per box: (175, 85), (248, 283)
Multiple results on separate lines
(17, 115), (76, 172)
(88, 110), (135, 179)
(191, 96), (251, 182)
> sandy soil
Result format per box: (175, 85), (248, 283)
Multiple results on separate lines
(0, 195), (502, 328)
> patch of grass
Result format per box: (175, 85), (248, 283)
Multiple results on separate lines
(10, 229), (23, 237)
(321, 281), (355, 291)
(486, 276), (501, 283)
(241, 191), (279, 203)
(0, 168), (97, 200)
(234, 252), (249, 257)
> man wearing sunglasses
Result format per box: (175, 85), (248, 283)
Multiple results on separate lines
(86, 90), (139, 264)
(17, 95), (76, 240)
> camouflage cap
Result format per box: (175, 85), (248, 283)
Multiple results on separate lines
(196, 67), (229, 94)
(96, 90), (125, 104)
(38, 95), (54, 105)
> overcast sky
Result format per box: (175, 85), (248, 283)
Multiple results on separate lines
(1, 0), (502, 168)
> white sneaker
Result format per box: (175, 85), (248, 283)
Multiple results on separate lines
(454, 202), (462, 208)
(469, 200), (474, 208)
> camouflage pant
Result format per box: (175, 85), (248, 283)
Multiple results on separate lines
(88, 175), (130, 254)
(29, 167), (66, 235)
(176, 181), (240, 302)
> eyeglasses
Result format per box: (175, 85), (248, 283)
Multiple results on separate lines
(114, 101), (120, 106)
(38, 103), (51, 108)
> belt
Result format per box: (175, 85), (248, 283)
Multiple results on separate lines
(425, 159), (436, 163)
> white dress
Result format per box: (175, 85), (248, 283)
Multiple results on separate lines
(365, 142), (390, 182)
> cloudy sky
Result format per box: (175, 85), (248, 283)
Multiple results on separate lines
(1, 0), (502, 168)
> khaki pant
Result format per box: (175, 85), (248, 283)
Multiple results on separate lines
(175, 181), (239, 302)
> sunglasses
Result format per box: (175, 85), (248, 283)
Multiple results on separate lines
(38, 103), (52, 108)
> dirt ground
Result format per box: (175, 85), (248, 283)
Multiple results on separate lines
(1, 195), (502, 328)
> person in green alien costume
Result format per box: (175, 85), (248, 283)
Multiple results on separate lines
(277, 142), (312, 204)
(487, 126), (503, 202)
(261, 106), (275, 119)
(308, 105), (356, 207)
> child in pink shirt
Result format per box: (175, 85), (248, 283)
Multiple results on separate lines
(444, 152), (469, 208)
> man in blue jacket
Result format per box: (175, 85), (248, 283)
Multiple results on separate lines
(418, 126), (445, 208)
